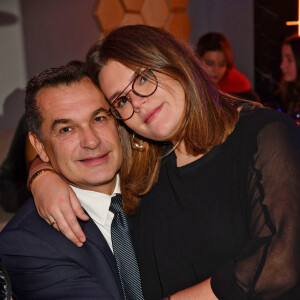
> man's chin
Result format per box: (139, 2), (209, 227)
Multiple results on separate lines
(78, 174), (118, 194)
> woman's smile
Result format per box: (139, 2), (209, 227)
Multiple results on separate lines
(144, 103), (164, 124)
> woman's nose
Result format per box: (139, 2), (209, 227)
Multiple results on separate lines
(212, 65), (218, 75)
(130, 92), (147, 112)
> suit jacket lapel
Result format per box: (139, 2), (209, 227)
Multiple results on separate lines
(79, 218), (124, 298)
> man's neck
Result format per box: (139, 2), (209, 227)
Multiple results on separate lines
(70, 175), (119, 196)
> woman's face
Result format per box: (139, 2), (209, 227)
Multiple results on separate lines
(98, 60), (186, 143)
(200, 50), (228, 83)
(280, 44), (297, 82)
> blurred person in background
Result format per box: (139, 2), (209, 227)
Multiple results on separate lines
(196, 32), (259, 101)
(276, 34), (300, 124)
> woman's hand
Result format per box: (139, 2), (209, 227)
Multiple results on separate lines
(169, 278), (218, 300)
(29, 157), (89, 247)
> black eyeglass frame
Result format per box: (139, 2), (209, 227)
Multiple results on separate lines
(109, 68), (158, 121)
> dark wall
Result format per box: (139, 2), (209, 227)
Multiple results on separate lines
(255, 0), (298, 101)
(0, 0), (100, 130)
(21, 0), (100, 79)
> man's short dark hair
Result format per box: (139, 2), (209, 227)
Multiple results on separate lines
(25, 64), (89, 140)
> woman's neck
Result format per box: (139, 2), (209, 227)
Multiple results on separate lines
(173, 106), (243, 167)
(174, 142), (204, 167)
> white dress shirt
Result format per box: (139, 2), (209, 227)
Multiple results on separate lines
(70, 175), (120, 253)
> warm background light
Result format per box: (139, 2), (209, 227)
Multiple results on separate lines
(94, 0), (191, 41)
(286, 0), (300, 35)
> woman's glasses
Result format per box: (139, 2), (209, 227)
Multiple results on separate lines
(109, 69), (158, 120)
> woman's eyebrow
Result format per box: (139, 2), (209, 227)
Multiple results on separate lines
(108, 72), (138, 102)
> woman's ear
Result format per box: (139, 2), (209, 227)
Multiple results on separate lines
(28, 131), (50, 163)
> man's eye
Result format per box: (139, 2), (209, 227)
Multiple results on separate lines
(60, 127), (72, 133)
(95, 116), (105, 122)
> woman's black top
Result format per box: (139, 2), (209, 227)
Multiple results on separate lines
(131, 106), (300, 299)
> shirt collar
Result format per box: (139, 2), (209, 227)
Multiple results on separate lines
(70, 175), (120, 226)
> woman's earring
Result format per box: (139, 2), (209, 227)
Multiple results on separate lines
(131, 133), (145, 152)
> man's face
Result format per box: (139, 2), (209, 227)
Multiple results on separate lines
(30, 77), (122, 195)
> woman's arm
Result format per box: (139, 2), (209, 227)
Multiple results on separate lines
(169, 278), (217, 300)
(213, 118), (300, 299)
(28, 156), (89, 246)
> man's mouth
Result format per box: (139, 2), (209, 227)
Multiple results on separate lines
(79, 153), (109, 166)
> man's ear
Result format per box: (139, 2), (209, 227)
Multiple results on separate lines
(28, 131), (50, 163)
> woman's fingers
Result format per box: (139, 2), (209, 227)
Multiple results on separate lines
(39, 211), (61, 232)
(50, 207), (84, 247)
(69, 191), (88, 243)
(31, 171), (86, 246)
(52, 189), (87, 246)
(70, 189), (89, 221)
(38, 197), (87, 246)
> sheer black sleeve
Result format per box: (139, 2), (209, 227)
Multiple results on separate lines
(212, 118), (300, 299)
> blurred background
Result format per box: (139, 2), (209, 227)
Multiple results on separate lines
(0, 0), (297, 131)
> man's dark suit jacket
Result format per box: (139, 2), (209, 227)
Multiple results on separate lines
(0, 198), (125, 299)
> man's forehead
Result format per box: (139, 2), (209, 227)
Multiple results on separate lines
(36, 79), (110, 127)
(36, 79), (108, 107)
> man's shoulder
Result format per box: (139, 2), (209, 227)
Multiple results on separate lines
(1, 198), (39, 232)
(0, 198), (65, 251)
(0, 197), (83, 262)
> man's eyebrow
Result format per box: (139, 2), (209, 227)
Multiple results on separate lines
(92, 107), (110, 117)
(51, 119), (71, 132)
(51, 107), (109, 132)
(108, 72), (137, 102)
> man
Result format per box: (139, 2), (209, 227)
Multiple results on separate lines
(0, 65), (132, 299)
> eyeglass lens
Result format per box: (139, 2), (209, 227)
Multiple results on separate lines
(111, 69), (157, 120)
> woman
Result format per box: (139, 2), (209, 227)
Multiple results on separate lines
(28, 25), (300, 299)
(277, 34), (300, 124)
(196, 32), (259, 101)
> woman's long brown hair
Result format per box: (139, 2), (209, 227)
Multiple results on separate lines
(87, 25), (250, 215)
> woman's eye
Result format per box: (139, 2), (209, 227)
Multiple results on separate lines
(140, 75), (149, 84)
(204, 61), (213, 66)
(139, 71), (153, 85)
(115, 96), (128, 108)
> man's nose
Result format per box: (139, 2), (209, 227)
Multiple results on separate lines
(80, 126), (101, 149)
